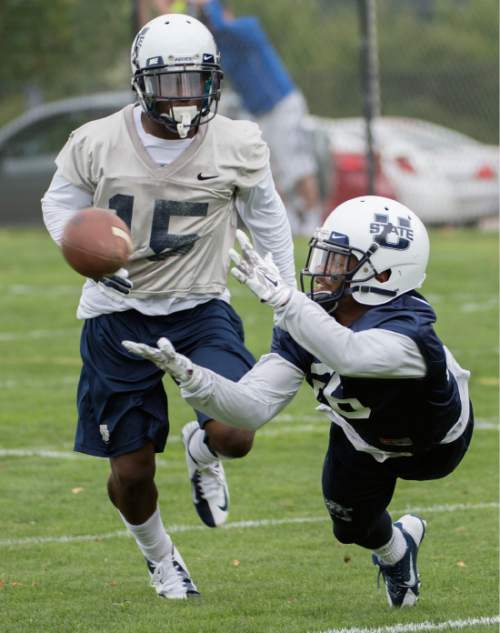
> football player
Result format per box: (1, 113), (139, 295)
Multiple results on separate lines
(41, 14), (296, 599)
(124, 196), (474, 607)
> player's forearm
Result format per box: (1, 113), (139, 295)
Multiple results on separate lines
(180, 370), (277, 431)
(238, 171), (296, 287)
(276, 290), (426, 378)
(180, 354), (303, 430)
(41, 172), (93, 245)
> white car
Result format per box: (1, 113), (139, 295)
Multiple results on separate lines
(316, 116), (499, 225)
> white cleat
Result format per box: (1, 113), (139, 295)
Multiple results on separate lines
(182, 421), (229, 528)
(372, 514), (427, 608)
(146, 546), (200, 599)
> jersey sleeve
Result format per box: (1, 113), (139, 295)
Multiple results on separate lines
(234, 121), (270, 189)
(55, 128), (96, 193)
(275, 289), (427, 378)
(180, 353), (304, 430)
(236, 169), (296, 287)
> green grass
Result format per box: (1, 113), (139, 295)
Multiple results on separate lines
(0, 228), (498, 633)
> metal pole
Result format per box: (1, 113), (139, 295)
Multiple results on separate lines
(132, 0), (150, 35)
(132, 0), (140, 36)
(357, 0), (381, 195)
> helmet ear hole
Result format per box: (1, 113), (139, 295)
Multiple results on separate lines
(376, 269), (391, 283)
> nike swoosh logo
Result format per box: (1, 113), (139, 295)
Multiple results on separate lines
(218, 488), (229, 512)
(263, 274), (278, 287)
(407, 550), (417, 586)
(197, 173), (218, 181)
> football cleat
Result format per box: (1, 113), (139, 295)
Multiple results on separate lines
(372, 514), (427, 608)
(182, 421), (229, 528)
(146, 546), (200, 599)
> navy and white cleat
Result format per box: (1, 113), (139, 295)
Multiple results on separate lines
(372, 514), (427, 608)
(146, 546), (200, 599)
(182, 421), (229, 528)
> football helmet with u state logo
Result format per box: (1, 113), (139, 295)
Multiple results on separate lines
(300, 196), (430, 313)
(131, 13), (223, 137)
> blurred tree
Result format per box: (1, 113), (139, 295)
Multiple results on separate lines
(0, 0), (131, 103)
(0, 0), (497, 142)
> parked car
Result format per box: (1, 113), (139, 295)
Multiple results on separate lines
(0, 91), (134, 224)
(309, 116), (396, 221)
(1, 91), (495, 227)
(317, 116), (499, 225)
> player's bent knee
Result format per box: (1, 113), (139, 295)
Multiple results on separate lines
(205, 422), (255, 458)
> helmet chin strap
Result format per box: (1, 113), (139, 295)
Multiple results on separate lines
(171, 105), (200, 138)
(348, 285), (397, 297)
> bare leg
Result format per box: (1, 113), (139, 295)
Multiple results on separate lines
(204, 419), (254, 458)
(107, 441), (157, 524)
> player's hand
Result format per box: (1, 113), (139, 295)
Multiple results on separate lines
(229, 230), (292, 309)
(122, 337), (194, 383)
(97, 268), (133, 296)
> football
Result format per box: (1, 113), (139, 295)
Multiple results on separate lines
(61, 207), (133, 279)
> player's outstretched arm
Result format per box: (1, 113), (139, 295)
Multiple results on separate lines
(229, 230), (293, 309)
(122, 337), (303, 431)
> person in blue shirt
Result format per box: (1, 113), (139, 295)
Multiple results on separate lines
(192, 0), (323, 235)
(124, 196), (473, 608)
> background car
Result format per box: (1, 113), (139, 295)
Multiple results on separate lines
(0, 91), (134, 224)
(308, 116), (396, 221)
(318, 116), (499, 225)
(1, 94), (496, 227)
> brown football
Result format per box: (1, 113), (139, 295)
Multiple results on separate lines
(61, 208), (133, 279)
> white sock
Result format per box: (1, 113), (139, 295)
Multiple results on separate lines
(120, 506), (172, 565)
(373, 525), (408, 565)
(187, 426), (220, 468)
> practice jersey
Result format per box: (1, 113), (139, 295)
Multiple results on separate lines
(55, 105), (269, 299)
(272, 291), (471, 458)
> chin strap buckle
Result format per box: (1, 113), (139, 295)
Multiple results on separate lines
(172, 105), (199, 138)
(176, 112), (191, 138)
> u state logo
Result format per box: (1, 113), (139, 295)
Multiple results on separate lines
(369, 213), (414, 250)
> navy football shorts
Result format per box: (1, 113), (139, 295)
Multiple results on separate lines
(75, 299), (255, 458)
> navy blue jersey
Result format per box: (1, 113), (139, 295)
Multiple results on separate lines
(272, 291), (464, 454)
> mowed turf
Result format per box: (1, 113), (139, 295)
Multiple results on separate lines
(0, 227), (498, 633)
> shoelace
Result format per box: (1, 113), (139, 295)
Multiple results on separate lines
(197, 463), (225, 501)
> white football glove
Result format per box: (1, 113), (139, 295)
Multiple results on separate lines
(97, 268), (133, 296)
(122, 337), (195, 383)
(229, 230), (292, 309)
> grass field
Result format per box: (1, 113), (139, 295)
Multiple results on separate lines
(0, 227), (498, 633)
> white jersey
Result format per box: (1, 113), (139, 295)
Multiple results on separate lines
(55, 104), (273, 301)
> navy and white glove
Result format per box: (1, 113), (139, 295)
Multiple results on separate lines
(229, 230), (292, 309)
(122, 337), (195, 383)
(97, 268), (133, 296)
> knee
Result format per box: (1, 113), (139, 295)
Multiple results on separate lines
(111, 463), (154, 491)
(205, 423), (254, 458)
(324, 498), (369, 545)
(109, 448), (156, 495)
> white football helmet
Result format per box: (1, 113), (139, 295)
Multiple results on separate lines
(131, 14), (223, 137)
(300, 196), (430, 313)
